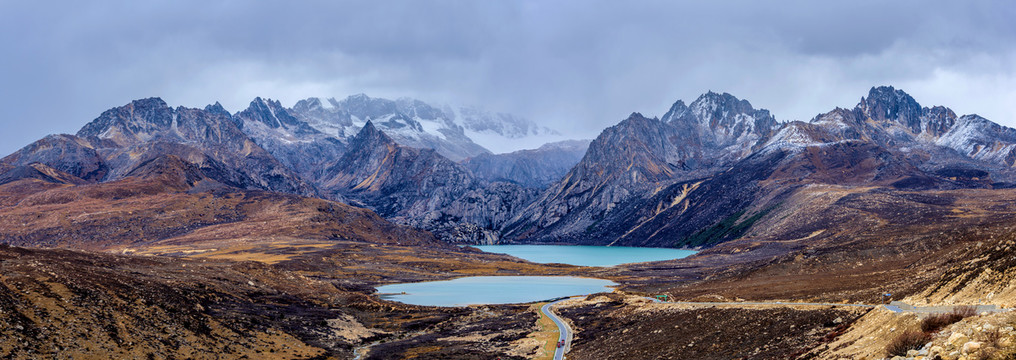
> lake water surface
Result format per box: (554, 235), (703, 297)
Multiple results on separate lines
(376, 276), (617, 306)
(473, 244), (696, 267)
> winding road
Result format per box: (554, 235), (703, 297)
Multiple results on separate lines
(541, 298), (574, 360)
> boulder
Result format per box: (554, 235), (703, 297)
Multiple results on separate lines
(961, 341), (981, 355)
(948, 332), (969, 347)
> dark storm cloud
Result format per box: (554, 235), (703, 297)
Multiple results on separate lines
(1, 0), (1014, 155)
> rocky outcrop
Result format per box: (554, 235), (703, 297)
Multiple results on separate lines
(0, 163), (88, 186)
(409, 182), (540, 244)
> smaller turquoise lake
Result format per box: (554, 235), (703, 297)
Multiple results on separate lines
(376, 276), (616, 307)
(473, 245), (696, 267)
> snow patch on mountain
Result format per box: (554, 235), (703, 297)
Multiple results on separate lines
(936, 115), (1016, 165)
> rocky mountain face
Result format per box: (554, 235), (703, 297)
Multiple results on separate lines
(0, 96), (571, 244)
(315, 121), (538, 243)
(500, 87), (1016, 247)
(232, 97), (346, 179)
(461, 139), (590, 188)
(406, 182), (541, 245)
(501, 113), (689, 240)
(317, 121), (477, 217)
(6, 86), (1016, 250)
(0, 162), (88, 187)
(502, 93), (780, 243)
(0, 134), (108, 182)
(8, 97), (320, 197)
(662, 91), (779, 164)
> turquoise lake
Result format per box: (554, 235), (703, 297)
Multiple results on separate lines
(376, 276), (617, 307)
(473, 245), (696, 267)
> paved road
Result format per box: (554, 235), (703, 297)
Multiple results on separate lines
(647, 298), (875, 308)
(542, 298), (574, 360)
(883, 301), (1006, 314)
(646, 298), (1012, 315)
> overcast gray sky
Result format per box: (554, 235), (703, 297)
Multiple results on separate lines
(1, 1), (1014, 155)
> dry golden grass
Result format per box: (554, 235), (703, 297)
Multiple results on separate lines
(402, 345), (443, 358)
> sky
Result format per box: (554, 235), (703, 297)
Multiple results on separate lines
(1, 1), (1014, 155)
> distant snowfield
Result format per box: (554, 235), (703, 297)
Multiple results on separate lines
(290, 94), (574, 158)
(463, 128), (571, 154)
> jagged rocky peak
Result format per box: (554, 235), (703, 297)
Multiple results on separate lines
(856, 85), (923, 132)
(354, 120), (383, 139)
(663, 91), (778, 149)
(602, 112), (661, 137)
(203, 101), (230, 117)
(76, 97), (175, 146)
(580, 112), (685, 183)
(689, 91), (769, 120)
(922, 105), (958, 137)
(690, 91), (778, 134)
(292, 97), (336, 112)
(236, 97), (303, 130)
(662, 100), (690, 121)
(347, 120), (397, 150)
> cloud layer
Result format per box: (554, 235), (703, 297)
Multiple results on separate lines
(1, 1), (1014, 155)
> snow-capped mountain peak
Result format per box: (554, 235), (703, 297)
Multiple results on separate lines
(661, 91), (778, 160)
(287, 94), (567, 159)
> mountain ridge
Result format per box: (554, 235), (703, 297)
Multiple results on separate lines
(501, 86), (1016, 246)
(5, 85), (1016, 249)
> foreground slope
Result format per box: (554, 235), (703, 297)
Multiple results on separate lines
(0, 149), (591, 359)
(0, 153), (435, 250)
